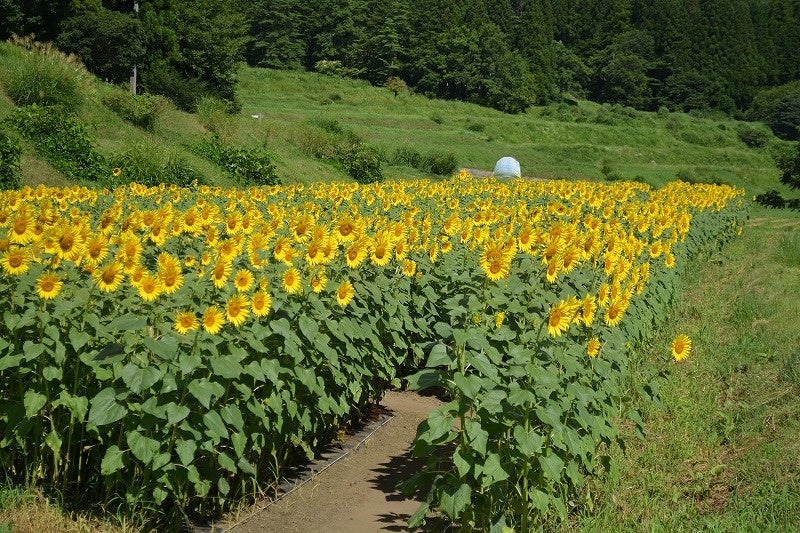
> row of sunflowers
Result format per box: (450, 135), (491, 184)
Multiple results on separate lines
(0, 171), (746, 529)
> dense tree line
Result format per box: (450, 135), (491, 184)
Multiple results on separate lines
(2, 0), (800, 121)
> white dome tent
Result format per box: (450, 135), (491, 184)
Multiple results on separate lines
(493, 156), (521, 178)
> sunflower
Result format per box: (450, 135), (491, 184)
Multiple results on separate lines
(547, 300), (574, 337)
(112, 167), (122, 177)
(202, 305), (225, 334)
(93, 261), (125, 292)
(335, 280), (355, 307)
(36, 272), (62, 300)
(671, 334), (692, 362)
(578, 295), (597, 326)
(49, 222), (85, 262)
(83, 233), (110, 267)
(233, 268), (255, 292)
(479, 242), (513, 281)
(137, 273), (162, 302)
(225, 294), (250, 327)
(251, 290), (272, 317)
(174, 311), (199, 335)
(309, 268), (327, 293)
(494, 311), (506, 329)
(158, 267), (183, 295)
(8, 210), (35, 245)
(603, 296), (628, 327)
(370, 232), (392, 267)
(401, 259), (417, 277)
(0, 247), (32, 276)
(345, 238), (369, 269)
(587, 337), (601, 358)
(210, 259), (233, 289)
(282, 267), (303, 294)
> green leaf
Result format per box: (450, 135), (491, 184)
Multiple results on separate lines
(453, 372), (482, 399)
(220, 404), (244, 432)
(179, 353), (203, 375)
(165, 402), (190, 425)
(465, 419), (489, 455)
(22, 341), (44, 362)
(513, 425), (543, 455)
(210, 355), (244, 380)
(408, 502), (430, 529)
(143, 335), (179, 361)
(54, 392), (89, 421)
(23, 390), (47, 417)
(440, 483), (471, 519)
(100, 445), (127, 475)
(405, 369), (441, 391)
(105, 314), (147, 332)
(188, 378), (223, 409)
(88, 388), (128, 426)
(127, 430), (160, 465)
(44, 429), (62, 455)
(298, 315), (319, 342)
(218, 451), (237, 473)
(424, 409), (455, 442)
(453, 446), (472, 478)
(217, 477), (230, 495)
(0, 353), (23, 372)
(121, 363), (162, 394)
(176, 439), (197, 466)
(426, 343), (451, 368)
(481, 453), (509, 487)
(42, 366), (62, 381)
(203, 410), (229, 441)
(231, 432), (247, 459)
(539, 451), (564, 481)
(68, 328), (91, 352)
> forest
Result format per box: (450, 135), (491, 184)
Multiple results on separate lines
(2, 0), (800, 134)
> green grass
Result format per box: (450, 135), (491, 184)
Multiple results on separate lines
(1, 37), (794, 195)
(571, 208), (800, 532)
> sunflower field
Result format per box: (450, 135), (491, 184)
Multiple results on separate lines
(0, 172), (746, 529)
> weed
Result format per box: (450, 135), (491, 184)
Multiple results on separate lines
(0, 130), (22, 190)
(775, 231), (800, 266)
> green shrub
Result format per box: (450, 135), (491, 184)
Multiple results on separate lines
(0, 131), (22, 190)
(2, 39), (88, 113)
(102, 89), (162, 130)
(5, 105), (106, 182)
(338, 142), (383, 184)
(736, 124), (771, 148)
(391, 146), (422, 168)
(109, 142), (203, 188)
(196, 135), (279, 186)
(421, 151), (458, 176)
(466, 121), (486, 133)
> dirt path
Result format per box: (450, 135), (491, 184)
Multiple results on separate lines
(222, 390), (442, 533)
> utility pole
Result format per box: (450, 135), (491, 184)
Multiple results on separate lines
(130, 2), (139, 94)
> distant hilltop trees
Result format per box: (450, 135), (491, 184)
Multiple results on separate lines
(2, 0), (799, 124)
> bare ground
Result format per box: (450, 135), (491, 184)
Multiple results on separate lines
(218, 390), (443, 533)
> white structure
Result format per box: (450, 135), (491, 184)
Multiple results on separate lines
(493, 156), (521, 178)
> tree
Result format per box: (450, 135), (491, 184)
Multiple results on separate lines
(779, 142), (800, 190)
(138, 0), (247, 110)
(56, 7), (146, 84)
(241, 0), (308, 69)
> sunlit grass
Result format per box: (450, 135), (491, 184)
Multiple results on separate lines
(573, 207), (800, 531)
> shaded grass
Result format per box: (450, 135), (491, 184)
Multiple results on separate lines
(573, 206), (800, 532)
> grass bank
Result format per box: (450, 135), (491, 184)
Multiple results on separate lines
(572, 206), (800, 531)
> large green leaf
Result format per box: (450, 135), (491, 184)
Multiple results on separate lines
(121, 363), (162, 393)
(23, 390), (47, 418)
(440, 482), (471, 519)
(203, 410), (229, 441)
(88, 387), (128, 426)
(127, 430), (161, 465)
(100, 445), (127, 475)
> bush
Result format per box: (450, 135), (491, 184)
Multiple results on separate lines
(3, 52), (85, 113)
(0, 131), (22, 190)
(421, 151), (458, 176)
(778, 142), (800, 190)
(102, 90), (161, 130)
(109, 142), (203, 188)
(391, 146), (422, 168)
(5, 105), (106, 182)
(196, 135), (279, 186)
(338, 142), (383, 184)
(736, 124), (771, 148)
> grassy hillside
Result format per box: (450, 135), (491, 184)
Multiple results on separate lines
(0, 38), (794, 196)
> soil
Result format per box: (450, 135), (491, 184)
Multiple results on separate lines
(218, 390), (443, 533)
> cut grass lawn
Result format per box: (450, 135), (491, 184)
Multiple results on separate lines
(572, 206), (800, 532)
